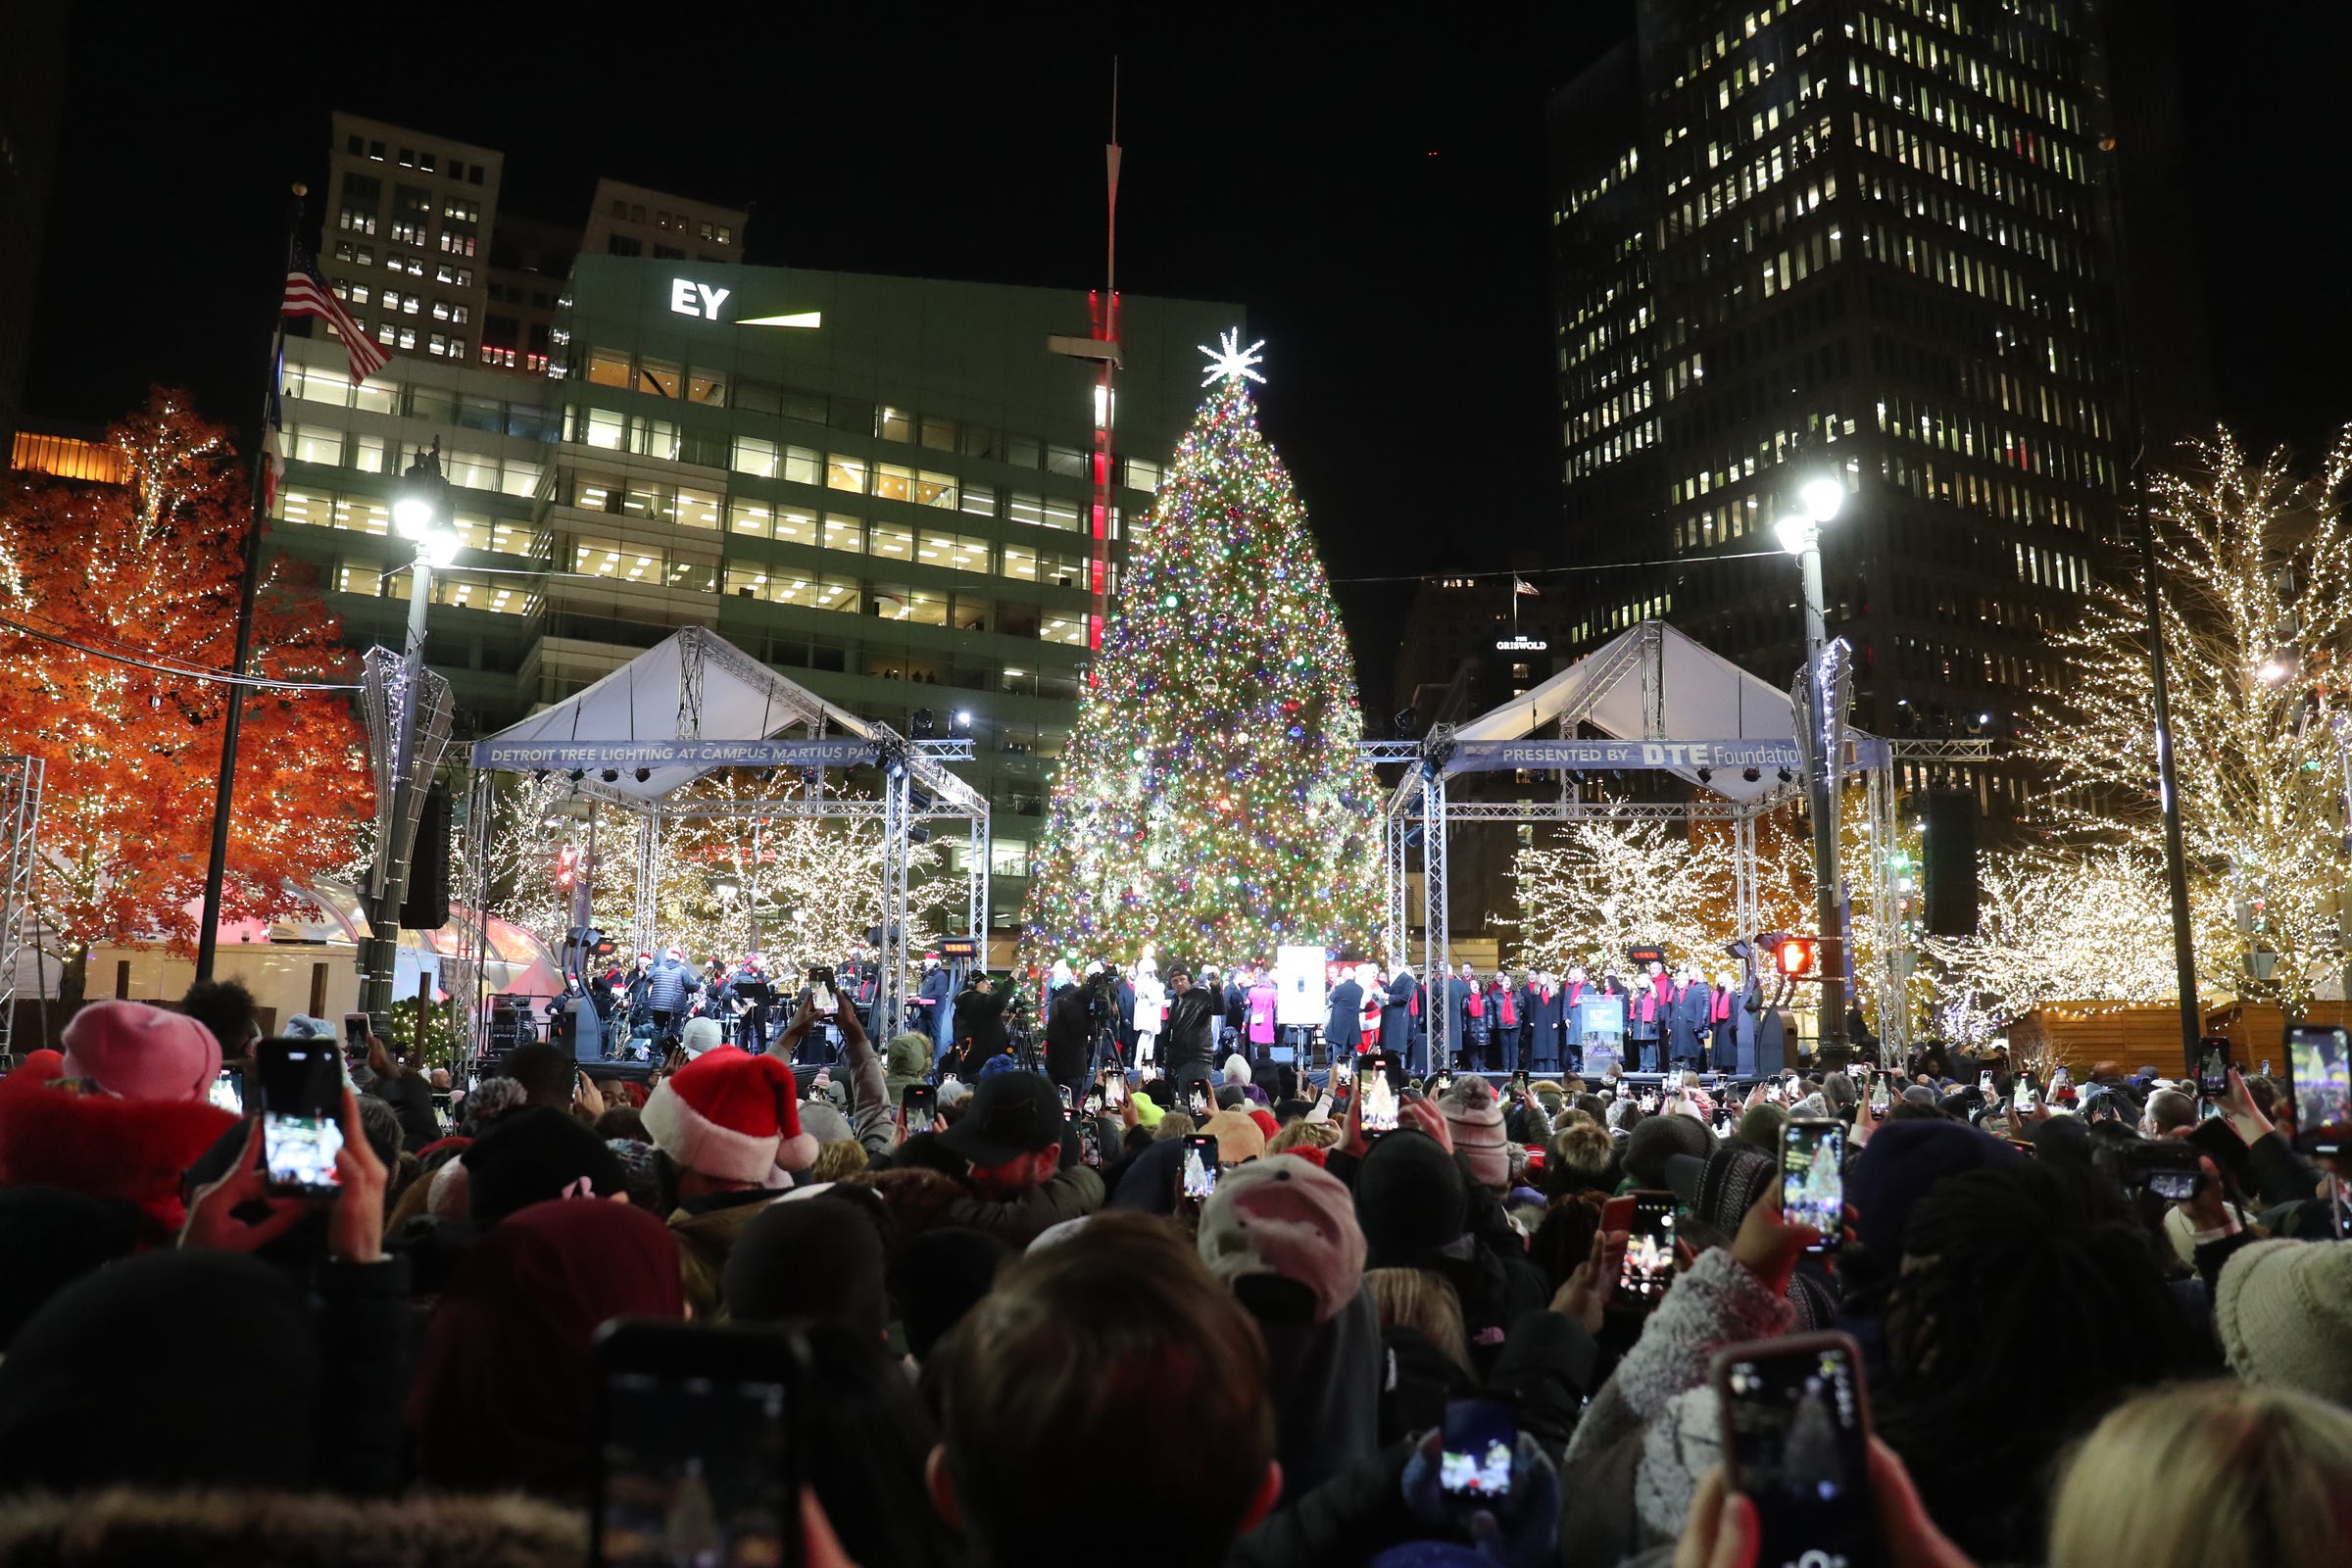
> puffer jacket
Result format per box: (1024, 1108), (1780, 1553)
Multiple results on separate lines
(643, 957), (696, 1013)
(938, 1164), (1104, 1248)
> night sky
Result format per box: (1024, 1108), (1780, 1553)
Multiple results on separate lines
(22, 2), (2351, 703)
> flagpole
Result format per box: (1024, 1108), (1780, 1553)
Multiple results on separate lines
(195, 182), (307, 982)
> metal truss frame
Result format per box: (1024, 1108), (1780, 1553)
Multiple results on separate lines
(1362, 614), (1918, 1060)
(0, 757), (43, 1057)
(456, 629), (990, 1053)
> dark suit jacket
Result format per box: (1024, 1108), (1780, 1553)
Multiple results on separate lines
(1325, 979), (1365, 1048)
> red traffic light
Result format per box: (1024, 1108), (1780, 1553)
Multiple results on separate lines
(554, 844), (580, 890)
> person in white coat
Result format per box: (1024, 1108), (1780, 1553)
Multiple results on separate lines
(1132, 953), (1166, 1072)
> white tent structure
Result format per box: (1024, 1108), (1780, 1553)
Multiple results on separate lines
(1362, 619), (1907, 1060)
(455, 626), (989, 1049)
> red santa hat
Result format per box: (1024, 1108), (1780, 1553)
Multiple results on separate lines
(641, 1047), (815, 1182)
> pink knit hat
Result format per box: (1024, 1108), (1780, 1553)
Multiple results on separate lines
(59, 1001), (221, 1103)
(642, 1047), (815, 1181)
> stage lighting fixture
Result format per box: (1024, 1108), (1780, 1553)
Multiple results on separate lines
(567, 768), (585, 783)
(1778, 766), (1794, 784)
(601, 768), (619, 783)
(1741, 765), (1761, 783)
(910, 708), (937, 737)
(1696, 765), (1713, 783)
(633, 767), (652, 783)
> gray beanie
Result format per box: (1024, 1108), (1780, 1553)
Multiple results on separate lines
(2216, 1239), (2352, 1408)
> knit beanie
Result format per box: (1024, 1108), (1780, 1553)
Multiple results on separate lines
(60, 1001), (220, 1103)
(1438, 1077), (1510, 1192)
(462, 1106), (628, 1225)
(2215, 1239), (2352, 1407)
(1734, 1102), (1788, 1152)
(1198, 1156), (1367, 1325)
(1247, 1107), (1281, 1145)
(1666, 1147), (1777, 1232)
(796, 1097), (854, 1147)
(1624, 1109), (1716, 1191)
(1354, 1130), (1469, 1266)
(1200, 1106), (1268, 1165)
(642, 1047), (815, 1182)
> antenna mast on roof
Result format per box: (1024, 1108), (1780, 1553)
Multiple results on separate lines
(1048, 59), (1125, 672)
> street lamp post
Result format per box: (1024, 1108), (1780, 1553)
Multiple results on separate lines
(361, 439), (460, 1014)
(1776, 470), (1851, 1059)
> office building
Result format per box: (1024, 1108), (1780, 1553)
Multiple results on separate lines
(581, 177), (746, 266)
(270, 254), (1235, 934)
(318, 118), (744, 383)
(481, 212), (577, 375)
(0, 1), (67, 453)
(1547, 0), (2140, 812)
(321, 112), (505, 374)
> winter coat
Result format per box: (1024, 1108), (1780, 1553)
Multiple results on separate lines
(1133, 975), (1167, 1037)
(938, 1164), (1104, 1248)
(1380, 972), (1417, 1049)
(950, 986), (1007, 1071)
(1164, 989), (1220, 1070)
(643, 956), (697, 1013)
(367, 1071), (441, 1152)
(1045, 985), (1095, 1085)
(1325, 979), (1364, 1050)
(667, 1190), (787, 1318)
(1559, 1247), (1794, 1567)
(1247, 982), (1280, 1046)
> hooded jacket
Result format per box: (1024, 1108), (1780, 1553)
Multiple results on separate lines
(643, 956), (697, 1013)
(938, 1163), (1105, 1248)
(0, 1078), (236, 1243)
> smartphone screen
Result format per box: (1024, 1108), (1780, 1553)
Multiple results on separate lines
(2198, 1038), (2231, 1100)
(594, 1328), (797, 1568)
(1869, 1081), (1889, 1113)
(1512, 1070), (1530, 1094)
(1178, 1134), (1221, 1205)
(808, 968), (836, 1015)
(1085, 1089), (1105, 1115)
(1617, 1192), (1678, 1303)
(1439, 1396), (1516, 1501)
(1358, 1054), (1399, 1134)
(343, 1012), (368, 1051)
(2014, 1081), (2036, 1113)
(1188, 1086), (1210, 1116)
(209, 1068), (243, 1115)
(1057, 1083), (1074, 1111)
(259, 1039), (343, 1197)
(900, 1083), (935, 1126)
(2053, 1066), (2071, 1091)
(1715, 1334), (1881, 1568)
(1781, 1119), (1844, 1250)
(1978, 1070), (1994, 1098)
(2286, 1025), (2350, 1154)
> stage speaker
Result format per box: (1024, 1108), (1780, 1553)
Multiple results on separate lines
(1922, 789), (1980, 936)
(402, 785), (452, 929)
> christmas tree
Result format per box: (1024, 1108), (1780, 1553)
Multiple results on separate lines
(1021, 334), (1383, 970)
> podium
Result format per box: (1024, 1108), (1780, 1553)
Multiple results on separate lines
(1575, 993), (1624, 1077)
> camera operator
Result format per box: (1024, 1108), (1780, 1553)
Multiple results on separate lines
(1045, 967), (1094, 1093)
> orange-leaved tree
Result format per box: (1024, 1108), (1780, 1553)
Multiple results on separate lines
(0, 388), (373, 989)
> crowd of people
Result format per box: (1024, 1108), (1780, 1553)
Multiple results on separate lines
(0, 971), (2344, 1568)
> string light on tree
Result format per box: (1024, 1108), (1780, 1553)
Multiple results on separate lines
(1021, 338), (1382, 970)
(2021, 429), (2352, 1014)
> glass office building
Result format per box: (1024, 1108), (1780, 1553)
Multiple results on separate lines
(270, 255), (1238, 934)
(1545, 0), (2141, 813)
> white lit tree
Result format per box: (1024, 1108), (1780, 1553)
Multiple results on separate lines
(1510, 804), (1720, 974)
(1917, 844), (2229, 1035)
(2023, 430), (2352, 1014)
(475, 770), (954, 977)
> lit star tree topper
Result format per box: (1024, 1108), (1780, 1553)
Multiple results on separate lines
(1020, 339), (1384, 972)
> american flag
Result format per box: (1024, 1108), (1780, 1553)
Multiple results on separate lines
(282, 245), (388, 383)
(1513, 577), (1540, 598)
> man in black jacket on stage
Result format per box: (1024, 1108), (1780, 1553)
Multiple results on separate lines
(947, 973), (1009, 1080)
(1162, 970), (1220, 1102)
